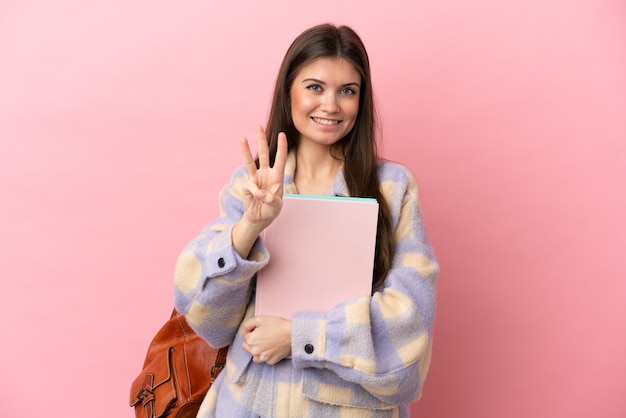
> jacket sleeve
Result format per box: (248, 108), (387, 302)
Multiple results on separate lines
(290, 164), (439, 406)
(173, 166), (270, 348)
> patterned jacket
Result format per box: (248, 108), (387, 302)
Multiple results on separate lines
(174, 152), (439, 417)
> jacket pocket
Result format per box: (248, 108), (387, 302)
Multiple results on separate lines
(301, 368), (396, 410)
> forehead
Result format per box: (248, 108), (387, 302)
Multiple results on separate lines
(294, 57), (361, 84)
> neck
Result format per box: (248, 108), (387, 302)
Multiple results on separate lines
(294, 143), (343, 195)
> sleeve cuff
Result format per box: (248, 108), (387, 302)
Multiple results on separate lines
(291, 312), (327, 368)
(204, 224), (269, 280)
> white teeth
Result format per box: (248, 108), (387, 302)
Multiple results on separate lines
(312, 117), (339, 125)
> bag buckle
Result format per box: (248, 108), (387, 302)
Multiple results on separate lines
(211, 362), (225, 379)
(132, 374), (156, 408)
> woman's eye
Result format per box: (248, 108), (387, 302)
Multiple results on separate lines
(340, 87), (356, 95)
(307, 84), (322, 92)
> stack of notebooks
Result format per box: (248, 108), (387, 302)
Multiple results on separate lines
(255, 194), (379, 319)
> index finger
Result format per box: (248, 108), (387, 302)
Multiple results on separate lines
(272, 132), (288, 174)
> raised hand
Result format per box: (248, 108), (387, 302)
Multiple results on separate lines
(232, 126), (288, 258)
(240, 126), (288, 226)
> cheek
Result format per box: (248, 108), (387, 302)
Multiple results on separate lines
(345, 99), (360, 120)
(291, 92), (312, 115)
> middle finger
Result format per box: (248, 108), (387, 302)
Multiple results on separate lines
(256, 125), (270, 168)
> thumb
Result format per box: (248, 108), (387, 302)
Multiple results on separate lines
(242, 316), (258, 332)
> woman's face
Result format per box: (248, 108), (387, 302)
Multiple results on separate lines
(289, 57), (361, 147)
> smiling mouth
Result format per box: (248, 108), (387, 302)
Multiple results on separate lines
(312, 117), (340, 126)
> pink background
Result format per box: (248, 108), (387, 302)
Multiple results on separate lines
(1, 1), (625, 417)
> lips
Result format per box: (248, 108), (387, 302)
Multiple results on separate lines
(311, 117), (340, 126)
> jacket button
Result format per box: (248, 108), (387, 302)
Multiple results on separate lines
(304, 344), (314, 354)
(217, 257), (225, 268)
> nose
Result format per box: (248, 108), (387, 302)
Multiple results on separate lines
(320, 92), (340, 113)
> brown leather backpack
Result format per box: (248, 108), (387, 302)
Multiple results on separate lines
(130, 310), (228, 418)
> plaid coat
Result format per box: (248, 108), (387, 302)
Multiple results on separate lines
(174, 152), (439, 417)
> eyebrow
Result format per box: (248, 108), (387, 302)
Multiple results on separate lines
(301, 78), (361, 88)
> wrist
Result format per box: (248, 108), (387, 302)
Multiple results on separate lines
(232, 218), (266, 259)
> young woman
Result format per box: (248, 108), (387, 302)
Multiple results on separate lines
(174, 23), (439, 417)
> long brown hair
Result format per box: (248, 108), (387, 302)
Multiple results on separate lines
(264, 24), (394, 291)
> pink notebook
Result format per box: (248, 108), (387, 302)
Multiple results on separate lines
(255, 194), (379, 319)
